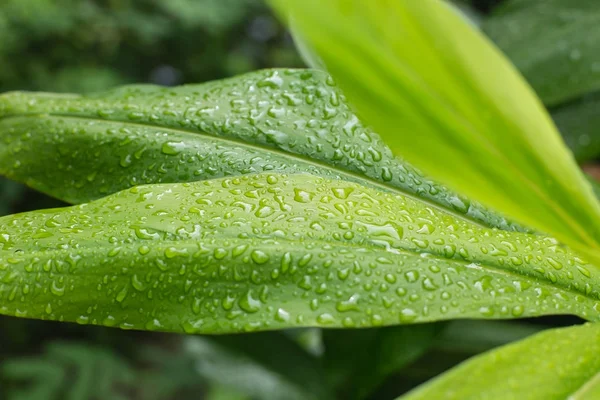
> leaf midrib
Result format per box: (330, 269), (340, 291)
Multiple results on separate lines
(0, 112), (488, 228)
(3, 229), (595, 309)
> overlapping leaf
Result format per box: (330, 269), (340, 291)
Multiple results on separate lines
(0, 69), (523, 232)
(269, 0), (600, 265)
(0, 173), (599, 334)
(323, 323), (440, 399)
(400, 323), (600, 400)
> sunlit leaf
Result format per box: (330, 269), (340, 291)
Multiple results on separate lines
(400, 323), (600, 400)
(554, 93), (600, 163)
(269, 0), (600, 264)
(482, 0), (600, 163)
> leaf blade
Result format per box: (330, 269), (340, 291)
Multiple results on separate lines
(0, 69), (524, 232)
(269, 0), (600, 263)
(0, 173), (598, 334)
(399, 323), (600, 400)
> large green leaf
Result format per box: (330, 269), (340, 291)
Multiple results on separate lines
(400, 323), (600, 400)
(0, 173), (599, 334)
(0, 69), (523, 232)
(269, 0), (600, 265)
(483, 0), (600, 107)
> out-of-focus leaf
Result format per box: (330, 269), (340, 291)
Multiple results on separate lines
(0, 177), (24, 216)
(399, 323), (600, 400)
(206, 386), (249, 400)
(1, 173), (599, 334)
(2, 342), (135, 400)
(554, 92), (600, 163)
(433, 320), (544, 355)
(482, 0), (600, 162)
(0, 69), (524, 232)
(269, 0), (600, 266)
(290, 20), (326, 70)
(483, 0), (600, 107)
(156, 0), (257, 34)
(585, 172), (600, 200)
(323, 323), (440, 400)
(184, 331), (330, 400)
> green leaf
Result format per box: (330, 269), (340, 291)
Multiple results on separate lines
(1, 173), (599, 334)
(269, 0), (600, 265)
(323, 323), (440, 400)
(483, 0), (600, 107)
(183, 331), (330, 400)
(0, 69), (524, 232)
(554, 93), (600, 163)
(290, 21), (327, 70)
(399, 323), (600, 400)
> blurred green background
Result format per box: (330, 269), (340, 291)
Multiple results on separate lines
(1, 0), (599, 399)
(0, 1), (306, 399)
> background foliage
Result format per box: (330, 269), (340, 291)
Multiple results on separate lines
(1, 0), (599, 399)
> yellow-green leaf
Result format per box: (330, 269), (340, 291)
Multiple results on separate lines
(400, 323), (600, 400)
(269, 0), (600, 264)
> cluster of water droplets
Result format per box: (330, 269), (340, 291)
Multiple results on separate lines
(0, 69), (523, 230)
(0, 173), (598, 333)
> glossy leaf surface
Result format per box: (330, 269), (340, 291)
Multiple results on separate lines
(0, 173), (599, 334)
(0, 69), (522, 232)
(400, 323), (600, 400)
(269, 0), (600, 264)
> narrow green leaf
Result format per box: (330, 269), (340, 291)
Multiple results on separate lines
(400, 323), (600, 400)
(323, 323), (440, 400)
(483, 0), (600, 107)
(1, 173), (599, 334)
(269, 0), (600, 264)
(183, 331), (330, 400)
(0, 69), (524, 232)
(290, 21), (326, 70)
